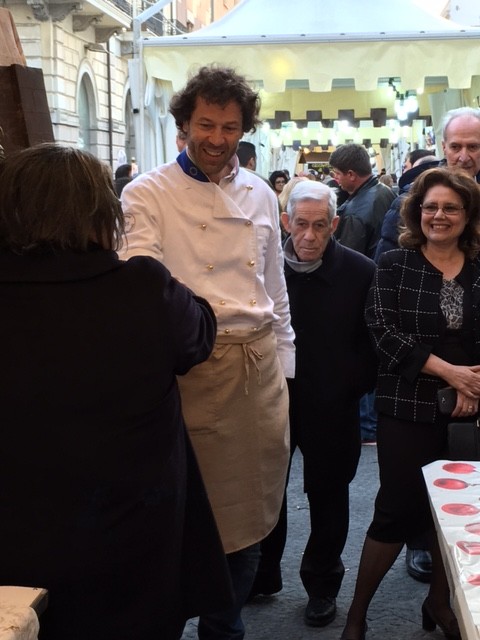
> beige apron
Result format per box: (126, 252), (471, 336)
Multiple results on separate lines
(177, 326), (290, 554)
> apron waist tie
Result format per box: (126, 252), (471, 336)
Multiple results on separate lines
(215, 323), (272, 395)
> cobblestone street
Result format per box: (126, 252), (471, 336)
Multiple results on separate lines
(182, 445), (447, 640)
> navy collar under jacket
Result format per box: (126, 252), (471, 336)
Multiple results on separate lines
(177, 148), (210, 183)
(398, 160), (440, 191)
(0, 244), (123, 283)
(284, 236), (343, 287)
(176, 148), (239, 183)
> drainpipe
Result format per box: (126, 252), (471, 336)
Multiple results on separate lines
(106, 43), (113, 168)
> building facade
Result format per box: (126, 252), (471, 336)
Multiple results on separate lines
(2, 0), (239, 170)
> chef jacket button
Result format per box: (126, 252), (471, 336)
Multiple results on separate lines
(224, 328), (231, 334)
(248, 260), (255, 267)
(220, 300), (226, 305)
(250, 299), (257, 306)
(200, 224), (207, 230)
(206, 264), (214, 270)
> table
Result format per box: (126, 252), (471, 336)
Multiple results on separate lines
(0, 587), (48, 640)
(423, 460), (480, 640)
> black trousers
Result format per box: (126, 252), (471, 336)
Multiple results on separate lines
(257, 475), (350, 598)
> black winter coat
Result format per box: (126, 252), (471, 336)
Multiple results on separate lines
(285, 238), (377, 491)
(0, 246), (232, 640)
(334, 175), (395, 259)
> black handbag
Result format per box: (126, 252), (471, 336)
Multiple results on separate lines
(447, 420), (480, 461)
(437, 387), (457, 415)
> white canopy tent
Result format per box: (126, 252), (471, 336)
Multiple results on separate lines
(131, 0), (480, 172)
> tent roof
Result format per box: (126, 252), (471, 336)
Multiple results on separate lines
(139, 0), (480, 92)
(163, 0), (462, 41)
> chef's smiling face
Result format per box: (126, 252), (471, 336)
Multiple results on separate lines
(184, 96), (243, 184)
(282, 197), (339, 263)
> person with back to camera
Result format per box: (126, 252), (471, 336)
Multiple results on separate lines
(0, 142), (233, 640)
(114, 162), (133, 197)
(340, 167), (480, 640)
(236, 140), (257, 171)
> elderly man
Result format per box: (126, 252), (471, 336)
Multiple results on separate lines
(253, 181), (376, 627)
(120, 65), (295, 640)
(441, 106), (480, 180)
(330, 143), (395, 447)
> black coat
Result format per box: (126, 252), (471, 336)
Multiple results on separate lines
(285, 238), (377, 491)
(366, 248), (480, 423)
(334, 175), (395, 259)
(0, 246), (232, 640)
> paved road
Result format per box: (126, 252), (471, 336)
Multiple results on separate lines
(183, 446), (446, 639)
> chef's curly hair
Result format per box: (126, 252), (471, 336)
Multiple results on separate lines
(169, 64), (261, 134)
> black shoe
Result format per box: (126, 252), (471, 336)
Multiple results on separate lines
(406, 548), (432, 583)
(248, 567), (282, 600)
(422, 597), (460, 639)
(304, 596), (336, 627)
(340, 621), (368, 640)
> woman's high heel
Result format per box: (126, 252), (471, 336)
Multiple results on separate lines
(421, 598), (461, 640)
(339, 621), (368, 640)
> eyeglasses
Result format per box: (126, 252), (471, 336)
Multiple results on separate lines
(420, 204), (465, 216)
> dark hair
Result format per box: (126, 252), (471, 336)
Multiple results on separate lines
(236, 141), (256, 167)
(329, 143), (372, 176)
(269, 170), (289, 190)
(399, 168), (480, 259)
(0, 143), (124, 252)
(115, 163), (132, 180)
(408, 149), (434, 166)
(169, 65), (261, 134)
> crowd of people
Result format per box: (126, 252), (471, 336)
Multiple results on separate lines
(1, 62), (480, 640)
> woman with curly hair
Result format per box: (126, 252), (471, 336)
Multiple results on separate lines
(341, 168), (480, 640)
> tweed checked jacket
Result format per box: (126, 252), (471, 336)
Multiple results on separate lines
(366, 248), (480, 424)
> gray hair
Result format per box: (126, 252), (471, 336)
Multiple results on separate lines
(285, 180), (337, 221)
(442, 107), (480, 141)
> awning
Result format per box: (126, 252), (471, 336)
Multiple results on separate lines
(140, 0), (480, 92)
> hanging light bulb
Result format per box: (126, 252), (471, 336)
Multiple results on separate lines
(405, 91), (419, 114)
(394, 93), (409, 122)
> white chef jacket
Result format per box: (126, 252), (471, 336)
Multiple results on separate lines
(120, 153), (295, 377)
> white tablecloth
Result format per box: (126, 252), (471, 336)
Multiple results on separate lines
(0, 587), (46, 640)
(0, 606), (39, 640)
(423, 460), (480, 640)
